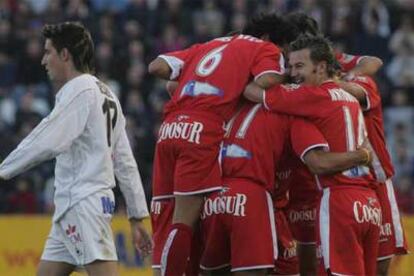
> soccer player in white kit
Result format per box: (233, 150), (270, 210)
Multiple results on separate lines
(0, 22), (151, 276)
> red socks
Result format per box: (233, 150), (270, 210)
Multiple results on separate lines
(161, 223), (193, 276)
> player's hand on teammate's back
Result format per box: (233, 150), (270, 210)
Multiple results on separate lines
(129, 218), (153, 258)
(358, 137), (373, 166)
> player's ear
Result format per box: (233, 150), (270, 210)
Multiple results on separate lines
(317, 61), (327, 74)
(59, 48), (71, 62)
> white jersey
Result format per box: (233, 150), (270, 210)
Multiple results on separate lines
(0, 74), (149, 222)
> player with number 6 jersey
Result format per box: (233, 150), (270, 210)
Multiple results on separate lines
(148, 13), (298, 276)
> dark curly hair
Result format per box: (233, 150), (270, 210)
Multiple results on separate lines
(242, 13), (300, 46)
(285, 12), (321, 36)
(42, 22), (94, 73)
(289, 34), (337, 77)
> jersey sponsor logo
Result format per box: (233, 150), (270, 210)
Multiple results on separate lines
(201, 193), (247, 219)
(380, 222), (393, 238)
(181, 80), (223, 97)
(288, 208), (316, 223)
(221, 144), (252, 159)
(157, 121), (204, 144)
(283, 241), (297, 259)
(276, 170), (291, 181)
(151, 201), (162, 215)
(328, 88), (358, 103)
(101, 196), (115, 215)
(353, 199), (382, 226)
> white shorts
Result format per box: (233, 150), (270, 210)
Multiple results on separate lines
(41, 190), (118, 266)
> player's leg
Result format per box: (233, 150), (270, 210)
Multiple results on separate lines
(84, 260), (118, 276)
(376, 258), (391, 276)
(160, 194), (204, 275)
(36, 260), (75, 276)
(39, 222), (77, 276)
(297, 243), (317, 275)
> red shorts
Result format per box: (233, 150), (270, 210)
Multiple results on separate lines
(376, 179), (409, 260)
(285, 196), (320, 244)
(200, 179), (277, 272)
(317, 186), (381, 276)
(152, 110), (224, 199)
(150, 199), (202, 274)
(270, 210), (299, 275)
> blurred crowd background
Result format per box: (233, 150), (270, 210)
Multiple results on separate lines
(0, 0), (413, 215)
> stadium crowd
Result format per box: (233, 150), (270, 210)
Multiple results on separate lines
(0, 0), (413, 215)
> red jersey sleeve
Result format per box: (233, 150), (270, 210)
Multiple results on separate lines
(290, 118), (329, 162)
(348, 76), (380, 111)
(158, 43), (202, 80)
(251, 42), (285, 80)
(335, 51), (364, 72)
(263, 84), (329, 116)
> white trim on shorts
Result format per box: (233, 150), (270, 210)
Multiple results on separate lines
(329, 271), (354, 276)
(266, 192), (278, 260)
(200, 263), (231, 271)
(377, 254), (395, 261)
(296, 241), (317, 245)
(231, 264), (275, 272)
(152, 195), (175, 201)
(152, 265), (161, 269)
(174, 186), (223, 196)
(160, 229), (178, 276)
(320, 188), (331, 270)
(385, 179), (404, 248)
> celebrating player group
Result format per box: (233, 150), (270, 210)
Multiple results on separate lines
(149, 12), (408, 276)
(0, 10), (408, 276)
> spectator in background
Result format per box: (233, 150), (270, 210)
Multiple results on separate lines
(387, 14), (414, 86)
(6, 178), (37, 213)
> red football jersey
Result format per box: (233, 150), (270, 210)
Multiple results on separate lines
(221, 103), (327, 196)
(349, 76), (395, 181)
(159, 34), (284, 122)
(264, 81), (376, 188)
(274, 119), (328, 208)
(335, 51), (364, 73)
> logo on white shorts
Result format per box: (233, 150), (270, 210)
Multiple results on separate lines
(157, 121), (204, 144)
(65, 224), (82, 244)
(201, 193), (247, 219)
(353, 200), (382, 226)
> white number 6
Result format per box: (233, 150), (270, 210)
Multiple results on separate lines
(196, 45), (227, 77)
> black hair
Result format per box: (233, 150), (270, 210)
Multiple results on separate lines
(289, 34), (337, 77)
(285, 12), (321, 36)
(42, 22), (94, 73)
(242, 13), (299, 46)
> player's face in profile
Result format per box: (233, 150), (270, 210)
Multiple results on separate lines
(41, 39), (64, 82)
(288, 49), (318, 86)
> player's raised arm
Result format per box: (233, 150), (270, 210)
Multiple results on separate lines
(148, 57), (173, 80)
(0, 90), (92, 180)
(339, 54), (383, 80)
